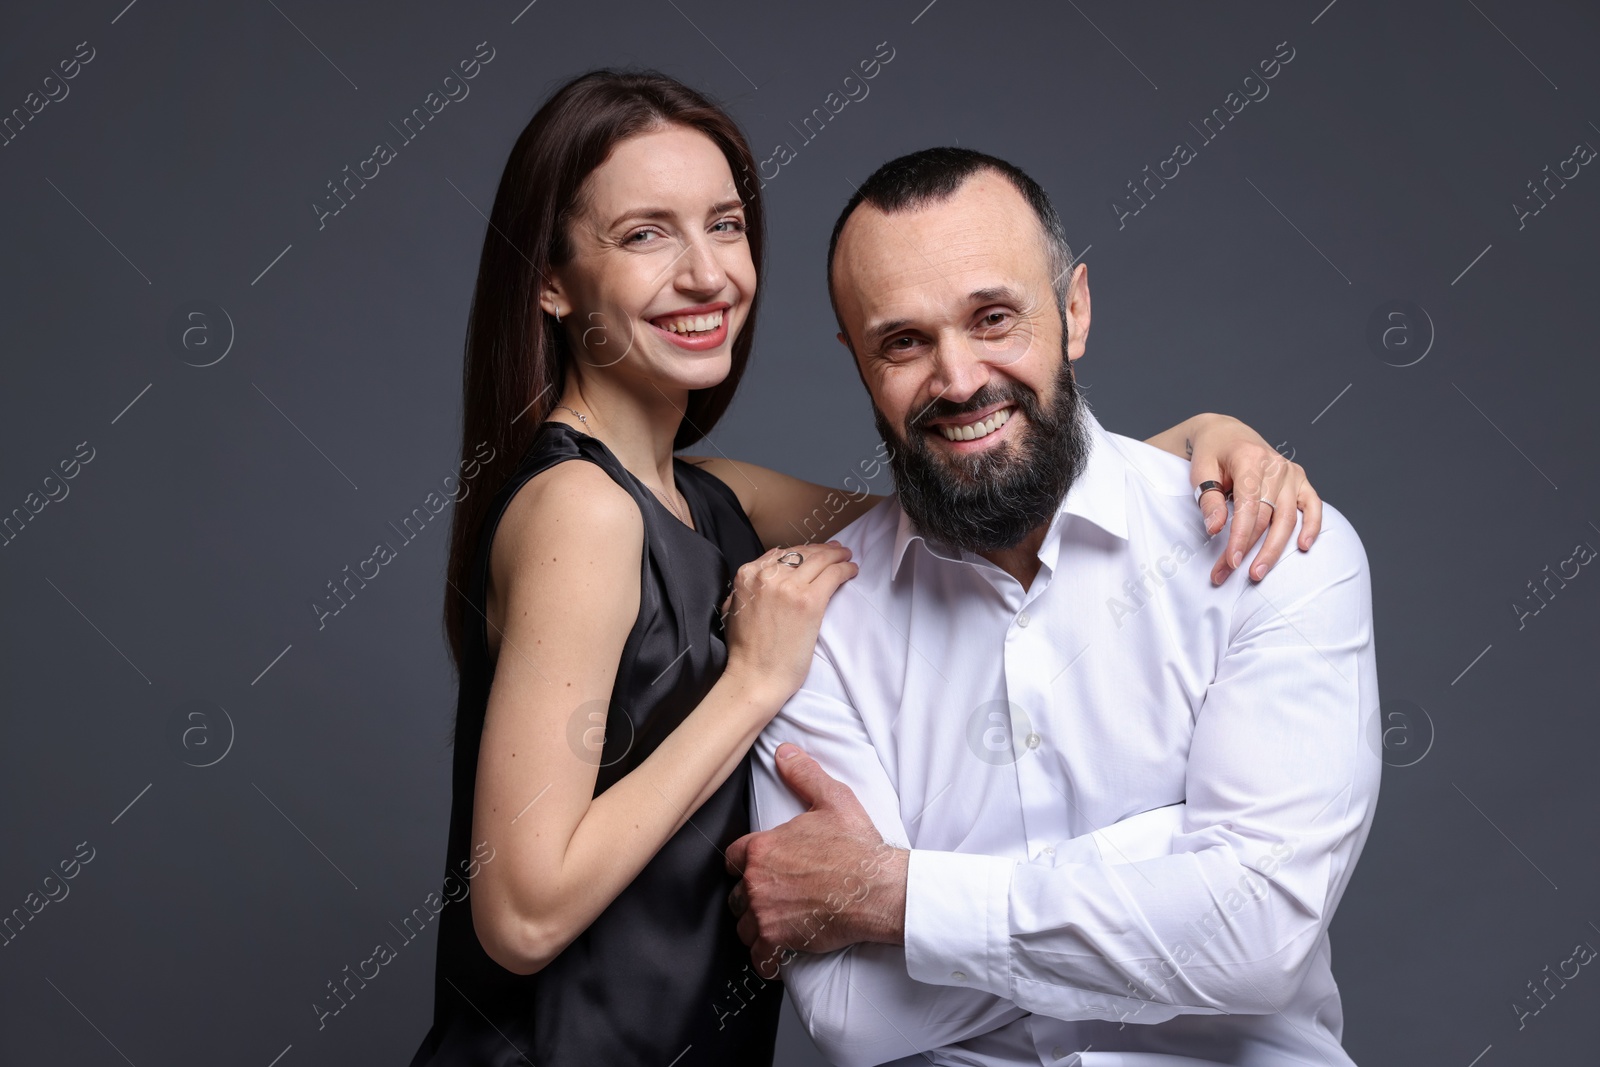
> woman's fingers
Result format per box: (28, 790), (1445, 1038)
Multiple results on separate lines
(1247, 485), (1298, 580)
(1296, 465), (1323, 550)
(1190, 460), (1230, 538)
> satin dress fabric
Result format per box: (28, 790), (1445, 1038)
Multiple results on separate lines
(409, 421), (782, 1066)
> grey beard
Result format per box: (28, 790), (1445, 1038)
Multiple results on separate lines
(874, 355), (1091, 554)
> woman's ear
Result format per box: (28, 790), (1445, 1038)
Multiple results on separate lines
(538, 279), (569, 323)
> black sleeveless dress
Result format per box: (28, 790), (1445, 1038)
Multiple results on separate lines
(409, 421), (783, 1066)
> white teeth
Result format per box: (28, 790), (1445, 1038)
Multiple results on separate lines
(937, 407), (1012, 442)
(659, 310), (723, 334)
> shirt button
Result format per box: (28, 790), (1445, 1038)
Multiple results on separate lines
(951, 970), (967, 981)
(1025, 732), (1041, 749)
(1052, 1047), (1065, 1060)
(1043, 844), (1055, 856)
(1016, 610), (1031, 628)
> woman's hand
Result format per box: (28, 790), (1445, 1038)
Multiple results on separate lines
(1185, 414), (1322, 585)
(720, 543), (858, 705)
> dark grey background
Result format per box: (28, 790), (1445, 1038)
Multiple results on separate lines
(2, 0), (1597, 1064)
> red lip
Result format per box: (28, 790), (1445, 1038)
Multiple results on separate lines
(649, 316), (730, 352)
(649, 300), (731, 322)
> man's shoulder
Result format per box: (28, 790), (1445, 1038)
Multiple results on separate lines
(826, 493), (905, 573)
(1098, 426), (1370, 597)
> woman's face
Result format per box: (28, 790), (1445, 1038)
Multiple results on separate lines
(546, 124), (756, 396)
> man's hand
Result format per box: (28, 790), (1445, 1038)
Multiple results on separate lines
(726, 742), (909, 978)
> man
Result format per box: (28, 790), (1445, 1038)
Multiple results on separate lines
(726, 147), (1381, 1067)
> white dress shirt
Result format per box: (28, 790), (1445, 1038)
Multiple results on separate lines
(749, 405), (1381, 1067)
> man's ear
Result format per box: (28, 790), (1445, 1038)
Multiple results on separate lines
(835, 331), (850, 349)
(1064, 262), (1091, 359)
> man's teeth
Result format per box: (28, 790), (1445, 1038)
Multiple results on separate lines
(937, 407), (1013, 442)
(657, 310), (724, 334)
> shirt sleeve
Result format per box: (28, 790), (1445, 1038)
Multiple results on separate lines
(901, 518), (1383, 1024)
(750, 648), (1196, 1066)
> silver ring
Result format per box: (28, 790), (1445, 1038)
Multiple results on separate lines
(1259, 500), (1276, 513)
(777, 551), (804, 568)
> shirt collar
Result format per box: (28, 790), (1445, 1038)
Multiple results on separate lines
(890, 403), (1130, 580)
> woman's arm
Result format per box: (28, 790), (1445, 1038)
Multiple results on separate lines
(469, 460), (854, 974)
(681, 455), (886, 550)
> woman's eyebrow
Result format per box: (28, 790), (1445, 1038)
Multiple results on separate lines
(606, 199), (745, 228)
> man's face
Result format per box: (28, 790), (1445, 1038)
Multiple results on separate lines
(832, 171), (1093, 552)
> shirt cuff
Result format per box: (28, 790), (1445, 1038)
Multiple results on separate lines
(903, 848), (1015, 997)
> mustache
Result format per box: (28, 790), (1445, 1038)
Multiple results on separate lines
(907, 382), (1037, 436)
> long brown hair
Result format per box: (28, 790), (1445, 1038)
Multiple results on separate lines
(443, 69), (765, 672)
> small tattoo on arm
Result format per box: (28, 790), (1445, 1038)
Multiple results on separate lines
(1184, 436), (1194, 460)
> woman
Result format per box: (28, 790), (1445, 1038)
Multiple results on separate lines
(410, 70), (1321, 1066)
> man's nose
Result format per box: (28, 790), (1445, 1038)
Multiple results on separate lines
(927, 336), (991, 403)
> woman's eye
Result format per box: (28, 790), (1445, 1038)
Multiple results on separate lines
(625, 229), (660, 245)
(712, 218), (746, 234)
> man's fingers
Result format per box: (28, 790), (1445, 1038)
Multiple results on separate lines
(773, 742), (846, 811)
(735, 908), (758, 948)
(725, 833), (752, 876)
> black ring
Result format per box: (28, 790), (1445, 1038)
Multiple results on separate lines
(1197, 480), (1231, 501)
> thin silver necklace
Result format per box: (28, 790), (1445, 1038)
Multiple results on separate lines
(561, 404), (692, 529)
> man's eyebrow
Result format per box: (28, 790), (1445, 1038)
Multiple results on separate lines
(606, 200), (746, 229)
(969, 285), (1027, 306)
(864, 317), (915, 347)
(864, 287), (1028, 346)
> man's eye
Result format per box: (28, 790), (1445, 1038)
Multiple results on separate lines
(983, 311), (1008, 327)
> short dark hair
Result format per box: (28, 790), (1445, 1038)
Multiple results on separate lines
(825, 147), (1075, 344)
